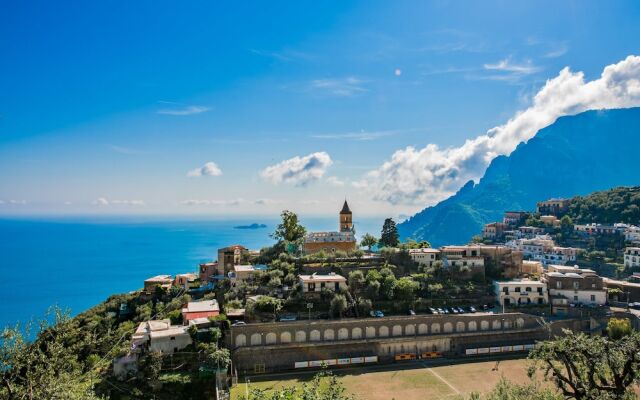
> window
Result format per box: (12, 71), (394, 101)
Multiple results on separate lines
(515, 287), (521, 293)
(321, 282), (326, 289)
(537, 287), (543, 294)
(556, 281), (562, 289)
(170, 337), (175, 341)
(590, 295), (596, 302)
(503, 287), (509, 294)
(335, 282), (340, 291)
(573, 282), (579, 290)
(526, 287), (532, 292)
(573, 296), (578, 301)
(308, 283), (316, 292)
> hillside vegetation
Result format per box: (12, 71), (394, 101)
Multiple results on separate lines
(566, 186), (640, 224)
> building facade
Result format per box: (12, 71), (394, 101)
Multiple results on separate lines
(299, 273), (348, 295)
(625, 247), (640, 268)
(494, 280), (548, 307)
(536, 198), (569, 216)
(182, 300), (220, 322)
(544, 270), (607, 306)
(218, 245), (248, 275)
(132, 320), (192, 355)
(408, 248), (441, 267)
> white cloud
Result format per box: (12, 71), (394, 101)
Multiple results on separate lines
(394, 68), (402, 76)
(326, 176), (345, 187)
(358, 55), (640, 206)
(108, 145), (144, 155)
(309, 77), (367, 97)
(0, 199), (26, 205)
(92, 197), (145, 206)
(484, 58), (540, 74)
(544, 45), (568, 59)
(187, 161), (223, 178)
(157, 105), (210, 116)
(311, 128), (414, 141)
(260, 152), (333, 186)
(180, 198), (244, 206)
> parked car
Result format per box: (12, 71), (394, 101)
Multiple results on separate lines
(231, 321), (246, 326)
(408, 309), (416, 316)
(448, 307), (458, 314)
(428, 307), (437, 314)
(279, 314), (297, 322)
(370, 310), (385, 318)
(438, 307), (447, 314)
(455, 307), (465, 314)
(468, 306), (477, 313)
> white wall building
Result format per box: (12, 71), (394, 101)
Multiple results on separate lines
(132, 319), (192, 354)
(299, 273), (347, 294)
(408, 248), (441, 267)
(494, 280), (548, 307)
(625, 247), (640, 268)
(625, 226), (640, 244)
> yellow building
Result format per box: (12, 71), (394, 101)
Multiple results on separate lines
(304, 200), (357, 254)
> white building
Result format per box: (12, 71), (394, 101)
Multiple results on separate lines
(132, 319), (192, 354)
(299, 273), (347, 294)
(625, 226), (640, 244)
(544, 269), (607, 306)
(494, 280), (548, 307)
(407, 248), (441, 267)
(625, 247), (640, 268)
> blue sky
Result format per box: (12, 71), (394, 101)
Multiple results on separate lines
(1, 1), (640, 218)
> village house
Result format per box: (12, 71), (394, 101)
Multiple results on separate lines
(303, 200), (356, 254)
(143, 275), (172, 294)
(299, 273), (347, 295)
(181, 300), (220, 323)
(520, 260), (543, 276)
(518, 226), (545, 238)
(494, 279), (548, 307)
(543, 267), (607, 310)
(625, 247), (640, 268)
(229, 264), (266, 284)
(174, 273), (198, 288)
(199, 261), (220, 283)
(503, 211), (529, 227)
(407, 248), (441, 267)
(482, 222), (507, 240)
(574, 223), (624, 236)
(218, 245), (249, 275)
(536, 198), (569, 216)
(131, 319), (192, 354)
(539, 215), (560, 227)
(478, 245), (523, 279)
(625, 225), (640, 244)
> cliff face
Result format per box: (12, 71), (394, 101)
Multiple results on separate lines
(398, 107), (640, 247)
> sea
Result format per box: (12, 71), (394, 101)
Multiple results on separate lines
(0, 215), (382, 330)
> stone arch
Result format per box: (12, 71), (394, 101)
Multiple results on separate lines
(468, 321), (477, 332)
(235, 334), (246, 347)
(418, 323), (428, 335)
(295, 330), (307, 342)
(366, 326), (376, 338)
(310, 330), (321, 342)
(443, 322), (453, 333)
(405, 324), (415, 336)
(352, 327), (362, 339)
(281, 331), (292, 343)
(480, 320), (489, 331)
(250, 333), (262, 346)
(492, 320), (501, 330)
(516, 318), (525, 329)
(456, 321), (465, 332)
(265, 332), (276, 345)
(379, 326), (389, 337)
(431, 323), (440, 334)
(338, 328), (349, 340)
(392, 325), (402, 336)
(324, 329), (335, 341)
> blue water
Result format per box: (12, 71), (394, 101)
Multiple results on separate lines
(0, 216), (382, 329)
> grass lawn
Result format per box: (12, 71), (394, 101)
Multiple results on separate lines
(231, 358), (538, 400)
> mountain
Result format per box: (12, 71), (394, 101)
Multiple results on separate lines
(565, 186), (640, 224)
(398, 107), (640, 247)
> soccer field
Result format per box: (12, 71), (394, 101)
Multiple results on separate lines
(231, 358), (537, 400)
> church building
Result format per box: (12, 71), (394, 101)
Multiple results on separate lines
(303, 200), (357, 254)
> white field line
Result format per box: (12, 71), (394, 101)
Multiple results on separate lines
(427, 367), (461, 395)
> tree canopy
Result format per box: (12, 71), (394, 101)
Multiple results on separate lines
(379, 218), (399, 248)
(271, 210), (307, 244)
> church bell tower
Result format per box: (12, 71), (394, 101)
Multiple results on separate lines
(339, 200), (353, 233)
